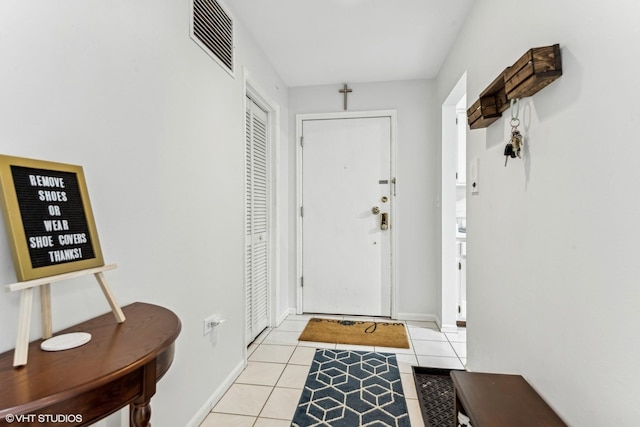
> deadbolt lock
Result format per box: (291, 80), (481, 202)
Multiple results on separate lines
(381, 196), (388, 203)
(372, 206), (380, 215)
(381, 213), (389, 230)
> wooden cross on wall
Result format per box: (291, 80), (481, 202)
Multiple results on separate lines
(339, 84), (352, 110)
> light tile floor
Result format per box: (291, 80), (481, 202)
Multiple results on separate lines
(201, 314), (466, 427)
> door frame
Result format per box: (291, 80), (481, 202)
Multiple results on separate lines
(243, 69), (281, 350)
(440, 72), (466, 332)
(295, 110), (398, 318)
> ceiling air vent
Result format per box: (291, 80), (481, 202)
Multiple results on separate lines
(191, 0), (234, 76)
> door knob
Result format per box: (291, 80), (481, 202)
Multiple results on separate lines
(372, 206), (380, 215)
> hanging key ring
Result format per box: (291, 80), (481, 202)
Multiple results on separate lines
(510, 98), (520, 128)
(510, 98), (520, 119)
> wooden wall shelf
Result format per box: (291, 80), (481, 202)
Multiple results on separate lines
(467, 44), (562, 129)
(468, 68), (510, 129)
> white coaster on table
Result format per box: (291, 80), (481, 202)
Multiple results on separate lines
(41, 332), (92, 351)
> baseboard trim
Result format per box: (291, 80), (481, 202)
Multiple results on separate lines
(396, 312), (438, 322)
(185, 359), (245, 427)
(432, 315), (459, 333)
(276, 309), (290, 327)
(439, 323), (459, 333)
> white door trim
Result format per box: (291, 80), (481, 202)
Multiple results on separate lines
(243, 69), (281, 351)
(296, 110), (398, 318)
(440, 72), (466, 333)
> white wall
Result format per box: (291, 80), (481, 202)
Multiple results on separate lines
(288, 80), (439, 319)
(0, 1), (288, 426)
(436, 1), (640, 425)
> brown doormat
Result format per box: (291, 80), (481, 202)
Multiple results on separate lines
(298, 318), (410, 348)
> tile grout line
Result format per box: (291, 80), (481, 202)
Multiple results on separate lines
(252, 330), (299, 425)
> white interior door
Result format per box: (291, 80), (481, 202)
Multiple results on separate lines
(301, 116), (392, 316)
(245, 96), (269, 343)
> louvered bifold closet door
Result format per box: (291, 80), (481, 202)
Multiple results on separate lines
(245, 97), (269, 344)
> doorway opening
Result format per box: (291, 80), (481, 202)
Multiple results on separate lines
(441, 73), (467, 332)
(455, 97), (467, 327)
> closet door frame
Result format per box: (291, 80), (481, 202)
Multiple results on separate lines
(243, 71), (280, 351)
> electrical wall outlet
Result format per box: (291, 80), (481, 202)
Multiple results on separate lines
(203, 314), (225, 335)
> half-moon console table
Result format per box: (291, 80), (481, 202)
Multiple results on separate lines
(0, 302), (181, 426)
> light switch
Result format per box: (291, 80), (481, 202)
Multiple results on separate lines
(470, 157), (479, 194)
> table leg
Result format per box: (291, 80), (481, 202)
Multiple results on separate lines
(130, 360), (157, 427)
(130, 401), (152, 427)
(454, 389), (461, 427)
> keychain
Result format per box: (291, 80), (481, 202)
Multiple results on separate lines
(504, 137), (515, 166)
(504, 99), (522, 166)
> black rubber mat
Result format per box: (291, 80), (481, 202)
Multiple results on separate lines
(412, 366), (462, 427)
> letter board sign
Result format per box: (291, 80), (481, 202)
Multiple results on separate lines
(0, 155), (104, 281)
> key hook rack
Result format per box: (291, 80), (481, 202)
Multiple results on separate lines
(467, 44), (562, 129)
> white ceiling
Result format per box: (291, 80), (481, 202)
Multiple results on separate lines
(224, 0), (474, 87)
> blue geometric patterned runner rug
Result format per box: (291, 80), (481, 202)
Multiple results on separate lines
(291, 349), (410, 427)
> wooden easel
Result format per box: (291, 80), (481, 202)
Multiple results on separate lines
(6, 263), (125, 367)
